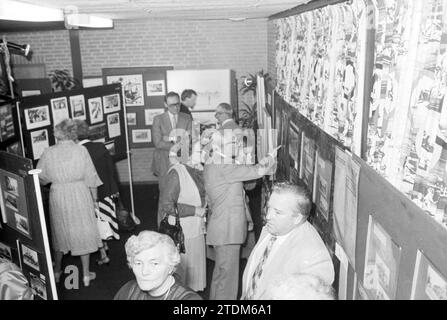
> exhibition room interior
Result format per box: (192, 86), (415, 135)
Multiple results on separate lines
(0, 0), (447, 301)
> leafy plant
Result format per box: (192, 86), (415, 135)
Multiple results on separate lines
(48, 69), (81, 92)
(239, 70), (271, 129)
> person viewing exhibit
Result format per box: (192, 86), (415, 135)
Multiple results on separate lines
(1, 0), (447, 304)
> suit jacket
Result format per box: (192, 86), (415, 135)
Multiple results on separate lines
(242, 222), (335, 299)
(180, 103), (192, 118)
(151, 111), (192, 177)
(204, 163), (267, 246)
(81, 140), (119, 199)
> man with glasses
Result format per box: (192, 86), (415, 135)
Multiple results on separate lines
(152, 91), (192, 226)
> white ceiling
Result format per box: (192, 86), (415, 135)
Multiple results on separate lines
(16, 0), (307, 20)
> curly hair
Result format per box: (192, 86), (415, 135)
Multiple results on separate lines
(124, 231), (180, 268)
(54, 118), (77, 141)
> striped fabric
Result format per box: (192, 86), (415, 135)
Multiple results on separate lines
(97, 196), (120, 240)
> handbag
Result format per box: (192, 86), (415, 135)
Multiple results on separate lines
(158, 204), (185, 254)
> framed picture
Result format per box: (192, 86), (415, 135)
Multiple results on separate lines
(88, 97), (104, 124)
(0, 103), (15, 142)
(103, 93), (121, 114)
(24, 105), (51, 130)
(107, 113), (121, 139)
(50, 97), (70, 126)
(30, 129), (49, 160)
(69, 95), (86, 120)
(132, 129), (151, 143)
(88, 123), (106, 141)
(146, 80), (165, 96)
(106, 74), (144, 107)
(126, 112), (137, 126)
(411, 250), (447, 300)
(145, 108), (164, 126)
(0, 242), (12, 261)
(20, 243), (39, 271)
(29, 273), (47, 300)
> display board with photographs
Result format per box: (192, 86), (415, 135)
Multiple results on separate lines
(19, 83), (127, 162)
(0, 102), (16, 143)
(411, 250), (447, 300)
(314, 151), (333, 222)
(0, 151), (57, 299)
(300, 133), (317, 196)
(103, 66), (173, 149)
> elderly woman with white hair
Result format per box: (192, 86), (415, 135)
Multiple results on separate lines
(114, 231), (202, 300)
(36, 119), (103, 287)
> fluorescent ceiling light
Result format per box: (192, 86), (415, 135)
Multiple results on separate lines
(0, 0), (64, 22)
(65, 14), (113, 28)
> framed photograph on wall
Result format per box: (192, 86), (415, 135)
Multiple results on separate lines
(20, 243), (40, 271)
(88, 97), (104, 124)
(103, 93), (121, 114)
(69, 95), (86, 120)
(106, 74), (144, 107)
(145, 108), (164, 126)
(411, 250), (447, 300)
(50, 97), (70, 126)
(146, 80), (165, 96)
(126, 113), (137, 126)
(24, 105), (51, 130)
(132, 129), (151, 143)
(0, 103), (15, 142)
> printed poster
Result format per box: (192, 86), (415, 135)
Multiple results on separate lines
(315, 151), (333, 221)
(300, 133), (317, 195)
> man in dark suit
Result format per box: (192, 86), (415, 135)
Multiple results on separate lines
(152, 91), (192, 224)
(180, 89), (197, 119)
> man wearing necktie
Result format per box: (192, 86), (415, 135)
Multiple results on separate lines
(241, 182), (334, 300)
(152, 91), (192, 226)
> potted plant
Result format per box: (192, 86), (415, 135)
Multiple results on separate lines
(48, 69), (81, 92)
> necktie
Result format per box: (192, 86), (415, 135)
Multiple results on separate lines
(245, 235), (277, 300)
(172, 114), (177, 129)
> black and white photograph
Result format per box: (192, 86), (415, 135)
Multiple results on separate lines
(107, 113), (121, 138)
(107, 74), (144, 106)
(88, 123), (107, 141)
(132, 129), (151, 143)
(50, 97), (70, 126)
(0, 104), (15, 142)
(24, 105), (51, 130)
(103, 93), (121, 114)
(29, 273), (47, 300)
(20, 243), (39, 271)
(146, 80), (165, 96)
(15, 212), (30, 237)
(30, 129), (49, 160)
(144, 108), (164, 126)
(0, 242), (12, 261)
(88, 97), (104, 124)
(5, 192), (18, 211)
(126, 112), (136, 126)
(70, 94), (86, 120)
(4, 176), (18, 196)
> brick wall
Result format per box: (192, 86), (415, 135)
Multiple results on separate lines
(6, 19), (268, 183)
(6, 30), (73, 76)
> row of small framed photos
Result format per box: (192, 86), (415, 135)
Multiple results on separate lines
(126, 108), (164, 126)
(23, 93), (121, 131)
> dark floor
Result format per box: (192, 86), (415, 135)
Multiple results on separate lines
(56, 183), (257, 300)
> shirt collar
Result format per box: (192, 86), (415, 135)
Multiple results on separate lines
(78, 139), (90, 145)
(221, 118), (233, 126)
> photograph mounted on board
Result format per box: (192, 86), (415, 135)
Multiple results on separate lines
(106, 74), (144, 107)
(0, 104), (15, 142)
(29, 273), (47, 300)
(88, 97), (104, 124)
(20, 243), (39, 271)
(146, 80), (166, 96)
(363, 215), (401, 300)
(0, 242), (12, 261)
(126, 113), (136, 126)
(411, 250), (447, 300)
(107, 113), (121, 139)
(30, 129), (49, 160)
(50, 97), (70, 126)
(132, 129), (151, 143)
(103, 93), (121, 114)
(24, 105), (51, 130)
(145, 108), (164, 126)
(69, 95), (86, 120)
